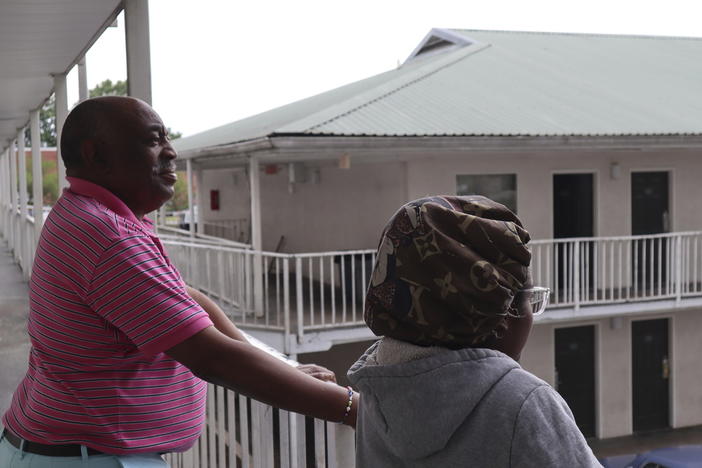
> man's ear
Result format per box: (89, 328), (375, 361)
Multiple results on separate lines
(80, 140), (107, 169)
(79, 140), (96, 166)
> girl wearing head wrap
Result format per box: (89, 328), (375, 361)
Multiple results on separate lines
(347, 196), (600, 467)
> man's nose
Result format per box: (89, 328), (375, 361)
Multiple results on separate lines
(161, 141), (177, 160)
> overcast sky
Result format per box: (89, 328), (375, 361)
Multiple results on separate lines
(67, 0), (702, 138)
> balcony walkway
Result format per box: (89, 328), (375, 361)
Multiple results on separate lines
(2, 236), (702, 465)
(0, 241), (30, 417)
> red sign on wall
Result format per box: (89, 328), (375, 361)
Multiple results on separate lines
(210, 190), (220, 211)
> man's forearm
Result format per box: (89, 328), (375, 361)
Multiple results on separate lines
(186, 286), (248, 342)
(168, 327), (358, 427)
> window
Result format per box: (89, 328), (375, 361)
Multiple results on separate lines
(456, 174), (517, 213)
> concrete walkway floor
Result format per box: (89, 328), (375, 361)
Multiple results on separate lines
(0, 240), (30, 416)
(589, 424), (702, 458)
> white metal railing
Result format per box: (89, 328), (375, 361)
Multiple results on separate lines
(162, 241), (377, 345)
(0, 206), (37, 277)
(162, 334), (356, 468)
(293, 250), (375, 332)
(202, 218), (251, 244)
(158, 224), (252, 249)
(162, 232), (702, 341)
(530, 232), (702, 309)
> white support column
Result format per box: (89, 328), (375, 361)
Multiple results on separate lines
(78, 57), (89, 102)
(249, 156), (262, 251)
(18, 129), (29, 275)
(186, 159), (195, 237)
(0, 150), (5, 238)
(195, 168), (204, 235)
(0, 149), (7, 207)
(31, 109), (44, 239)
(124, 0), (152, 104)
(9, 140), (18, 254)
(249, 155), (264, 314)
(0, 150), (7, 235)
(2, 149), (9, 239)
(54, 74), (69, 192)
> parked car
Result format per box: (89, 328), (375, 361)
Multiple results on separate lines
(601, 445), (702, 468)
(600, 454), (637, 468)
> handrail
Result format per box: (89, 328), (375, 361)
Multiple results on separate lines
(158, 224), (252, 249)
(162, 332), (356, 467)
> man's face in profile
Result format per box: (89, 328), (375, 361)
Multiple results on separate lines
(96, 98), (178, 217)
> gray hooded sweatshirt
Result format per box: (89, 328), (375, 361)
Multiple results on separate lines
(347, 341), (601, 467)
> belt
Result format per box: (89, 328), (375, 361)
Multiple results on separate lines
(2, 429), (105, 457)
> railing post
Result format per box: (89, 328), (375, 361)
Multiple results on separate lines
(17, 129), (29, 276)
(54, 73), (69, 192)
(296, 256), (304, 345)
(186, 159), (195, 238)
(676, 234), (683, 304)
(332, 424), (356, 468)
(30, 108), (44, 241)
(283, 256), (291, 353)
(9, 139), (18, 256)
(573, 240), (580, 310)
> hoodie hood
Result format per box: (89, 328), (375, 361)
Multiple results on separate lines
(347, 342), (519, 461)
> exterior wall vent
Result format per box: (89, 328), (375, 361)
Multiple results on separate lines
(404, 28), (475, 64)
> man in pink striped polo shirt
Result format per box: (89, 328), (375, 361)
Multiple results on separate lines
(1, 97), (358, 467)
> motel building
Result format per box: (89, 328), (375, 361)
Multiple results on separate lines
(171, 28), (702, 444)
(2, 3), (702, 466)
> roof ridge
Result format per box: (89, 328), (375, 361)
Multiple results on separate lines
(297, 43), (491, 134)
(450, 28), (702, 42)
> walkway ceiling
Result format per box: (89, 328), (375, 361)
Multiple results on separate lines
(0, 0), (122, 153)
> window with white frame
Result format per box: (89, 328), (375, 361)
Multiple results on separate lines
(456, 174), (517, 213)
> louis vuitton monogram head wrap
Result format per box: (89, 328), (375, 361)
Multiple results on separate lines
(364, 195), (531, 348)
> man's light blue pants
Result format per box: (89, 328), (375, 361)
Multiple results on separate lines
(0, 434), (168, 467)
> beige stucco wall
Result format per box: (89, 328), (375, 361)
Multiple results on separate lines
(520, 322), (555, 386)
(597, 317), (631, 438)
(200, 168), (250, 222)
(522, 319), (631, 439)
(258, 162), (407, 252)
(201, 162), (408, 252)
(406, 148), (702, 240)
(199, 147), (702, 250)
(519, 310), (702, 439)
(672, 308), (702, 428)
(196, 146), (702, 440)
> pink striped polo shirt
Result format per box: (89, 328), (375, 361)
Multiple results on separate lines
(2, 177), (213, 454)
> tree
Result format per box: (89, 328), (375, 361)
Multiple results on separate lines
(89, 79), (127, 98)
(24, 96), (57, 147)
(31, 79), (183, 146)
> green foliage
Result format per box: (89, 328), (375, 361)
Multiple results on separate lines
(89, 79), (128, 98)
(24, 155), (59, 205)
(164, 172), (189, 211)
(168, 129), (182, 140)
(24, 96), (57, 147)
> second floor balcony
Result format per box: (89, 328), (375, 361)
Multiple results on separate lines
(158, 228), (702, 353)
(3, 204), (698, 353)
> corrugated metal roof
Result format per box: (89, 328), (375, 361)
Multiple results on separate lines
(174, 29), (702, 153)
